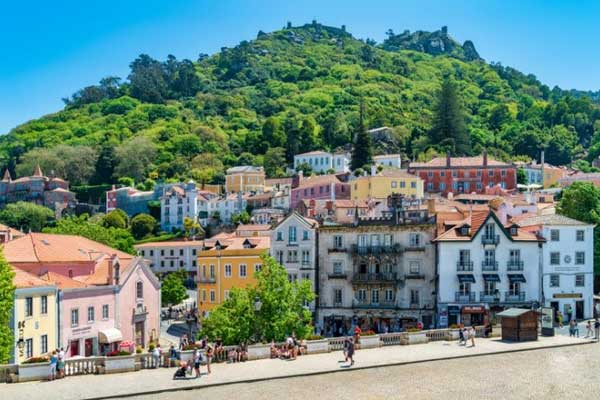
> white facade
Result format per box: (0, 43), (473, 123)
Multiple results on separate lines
(135, 241), (204, 279)
(436, 213), (542, 327)
(294, 151), (350, 174)
(517, 215), (594, 321)
(374, 154), (401, 169)
(271, 213), (318, 311)
(216, 193), (247, 224)
(160, 182), (199, 232)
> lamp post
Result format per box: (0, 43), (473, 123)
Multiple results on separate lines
(253, 297), (262, 344)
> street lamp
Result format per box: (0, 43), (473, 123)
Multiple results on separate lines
(253, 297), (262, 344)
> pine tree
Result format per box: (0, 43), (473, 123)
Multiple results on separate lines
(351, 101), (374, 171)
(431, 78), (470, 155)
(0, 250), (15, 363)
(91, 143), (116, 184)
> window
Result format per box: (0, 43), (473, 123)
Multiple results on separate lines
(550, 229), (560, 241)
(409, 261), (421, 274)
(333, 289), (343, 305)
(488, 170), (494, 177)
(160, 249), (165, 256)
(440, 182), (446, 191)
(501, 169), (507, 176)
(371, 289), (380, 304)
(170, 249), (174, 256)
(409, 233), (421, 247)
(410, 289), (420, 305)
(575, 252), (585, 265)
(210, 290), (216, 303)
(160, 261), (165, 268)
(484, 224), (495, 239)
(302, 273), (310, 280)
(459, 249), (471, 263)
(385, 289), (394, 302)
(303, 230), (310, 240)
(288, 226), (297, 243)
(254, 264), (262, 272)
(452, 182), (458, 190)
(25, 338), (33, 359)
(102, 305), (109, 320)
(302, 250), (310, 264)
(509, 281), (521, 294)
(357, 289), (366, 302)
(239, 264), (247, 278)
(202, 290), (206, 302)
(192, 260), (196, 267)
(179, 260), (184, 268)
(476, 182), (482, 190)
(509, 249), (520, 262)
(179, 249), (184, 256)
(452, 171), (458, 178)
(209, 264), (215, 278)
(71, 309), (79, 327)
(224, 264), (232, 277)
(287, 250), (298, 263)
(170, 260), (174, 268)
(41, 296), (48, 315)
(391, 181), (397, 188)
(427, 182), (433, 191)
(550, 252), (560, 265)
(276, 231), (283, 241)
(192, 249), (197, 256)
(484, 249), (495, 264)
(459, 282), (471, 294)
(484, 281), (496, 295)
(550, 274), (560, 287)
(87, 306), (95, 323)
(288, 273), (298, 282)
(41, 334), (48, 355)
(410, 181), (416, 189)
(333, 235), (343, 249)
(333, 261), (343, 275)
(276, 250), (284, 264)
(440, 171), (445, 177)
(427, 171), (433, 177)
(136, 281), (143, 299)
(575, 274), (585, 287)
(25, 297), (33, 317)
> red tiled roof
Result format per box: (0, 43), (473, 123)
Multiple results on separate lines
(297, 174), (344, 189)
(409, 156), (512, 168)
(12, 267), (54, 289)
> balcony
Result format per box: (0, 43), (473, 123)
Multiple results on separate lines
(197, 276), (216, 284)
(328, 247), (347, 253)
(481, 235), (500, 245)
(456, 261), (474, 272)
(300, 261), (312, 270)
(352, 272), (398, 284)
(404, 244), (426, 252)
(481, 260), (498, 271)
(353, 300), (396, 309)
(507, 260), (524, 271)
(455, 292), (476, 303)
(405, 273), (425, 280)
(350, 244), (402, 256)
(504, 291), (526, 302)
(479, 291), (501, 303)
(327, 273), (347, 280)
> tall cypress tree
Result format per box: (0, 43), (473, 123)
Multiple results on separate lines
(0, 250), (15, 363)
(431, 78), (470, 155)
(351, 101), (374, 171)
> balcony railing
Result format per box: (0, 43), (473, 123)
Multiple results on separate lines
(481, 235), (500, 245)
(328, 247), (347, 253)
(481, 260), (498, 271)
(479, 291), (501, 303)
(405, 244), (426, 252)
(504, 291), (526, 302)
(197, 276), (216, 284)
(455, 292), (476, 303)
(350, 244), (402, 256)
(353, 299), (397, 309)
(507, 260), (524, 271)
(456, 261), (474, 272)
(352, 272), (398, 283)
(327, 273), (347, 279)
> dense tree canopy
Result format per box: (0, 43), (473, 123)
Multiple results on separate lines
(0, 250), (15, 364)
(0, 202), (55, 232)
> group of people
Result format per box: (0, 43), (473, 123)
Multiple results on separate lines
(572, 318), (600, 339)
(48, 348), (66, 380)
(270, 334), (306, 360)
(458, 326), (477, 347)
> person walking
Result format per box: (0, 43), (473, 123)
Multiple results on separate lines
(57, 347), (65, 378)
(49, 350), (58, 381)
(169, 345), (178, 367)
(573, 319), (580, 338)
(206, 344), (213, 374)
(152, 345), (160, 368)
(342, 337), (350, 362)
(458, 327), (465, 345)
(469, 327), (476, 347)
(585, 320), (593, 338)
(346, 337), (355, 366)
(193, 348), (202, 378)
(594, 319), (600, 341)
(557, 311), (564, 328)
(569, 319), (576, 337)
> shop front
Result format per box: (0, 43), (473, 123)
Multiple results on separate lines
(460, 305), (488, 326)
(550, 293), (586, 322)
(99, 328), (123, 355)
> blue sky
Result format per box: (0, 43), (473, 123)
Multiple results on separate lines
(2, 0), (600, 134)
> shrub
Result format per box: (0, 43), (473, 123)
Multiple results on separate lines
(22, 356), (49, 364)
(135, 346), (142, 354)
(148, 342), (156, 352)
(107, 350), (131, 357)
(407, 327), (421, 333)
(362, 330), (377, 336)
(306, 334), (323, 341)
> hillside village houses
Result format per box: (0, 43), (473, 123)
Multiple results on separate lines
(135, 240), (204, 280)
(351, 167), (424, 201)
(293, 150), (351, 174)
(373, 154), (402, 169)
(225, 165), (266, 193)
(5, 233), (161, 361)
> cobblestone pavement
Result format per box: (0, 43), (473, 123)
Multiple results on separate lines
(1, 335), (592, 400)
(134, 342), (600, 400)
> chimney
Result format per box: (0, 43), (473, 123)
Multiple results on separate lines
(483, 149), (488, 167)
(446, 153), (451, 167)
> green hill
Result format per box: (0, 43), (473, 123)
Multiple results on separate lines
(3, 21), (600, 187)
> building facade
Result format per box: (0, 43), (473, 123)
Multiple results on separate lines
(373, 154), (401, 169)
(225, 166), (265, 193)
(294, 151), (350, 174)
(434, 211), (542, 327)
(317, 204), (437, 336)
(351, 169), (424, 201)
(105, 185), (157, 216)
(291, 174), (350, 210)
(270, 213), (318, 311)
(408, 153), (516, 195)
(135, 240), (204, 279)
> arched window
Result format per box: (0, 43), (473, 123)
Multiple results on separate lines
(136, 281), (143, 299)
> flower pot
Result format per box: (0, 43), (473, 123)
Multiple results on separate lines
(103, 355), (135, 374)
(179, 350), (195, 363)
(247, 344), (271, 360)
(407, 332), (428, 345)
(306, 339), (329, 354)
(359, 334), (380, 349)
(18, 362), (51, 382)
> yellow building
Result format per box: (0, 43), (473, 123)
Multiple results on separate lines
(11, 268), (58, 364)
(351, 169), (424, 201)
(197, 235), (270, 315)
(225, 166), (265, 193)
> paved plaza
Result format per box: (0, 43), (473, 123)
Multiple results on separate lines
(1, 335), (592, 400)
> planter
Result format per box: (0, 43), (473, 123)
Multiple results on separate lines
(407, 332), (428, 345)
(247, 344), (271, 361)
(179, 350), (196, 363)
(103, 355), (135, 374)
(359, 334), (380, 349)
(447, 329), (460, 341)
(306, 339), (329, 354)
(18, 362), (50, 382)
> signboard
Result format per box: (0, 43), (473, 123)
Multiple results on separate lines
(462, 306), (485, 313)
(553, 293), (582, 299)
(541, 307), (554, 336)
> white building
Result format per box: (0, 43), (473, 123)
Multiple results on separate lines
(374, 154), (401, 169)
(513, 214), (594, 321)
(294, 151), (350, 174)
(271, 212), (318, 311)
(434, 210), (543, 327)
(135, 240), (204, 280)
(160, 182), (199, 232)
(216, 192), (247, 224)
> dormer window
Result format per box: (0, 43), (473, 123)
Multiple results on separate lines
(460, 226), (470, 236)
(510, 226), (518, 236)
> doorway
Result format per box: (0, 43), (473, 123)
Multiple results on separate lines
(576, 300), (584, 320)
(135, 322), (145, 347)
(69, 339), (80, 357)
(550, 301), (559, 323)
(84, 338), (93, 357)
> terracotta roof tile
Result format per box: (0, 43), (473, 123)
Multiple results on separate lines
(410, 156), (511, 168)
(12, 267), (54, 289)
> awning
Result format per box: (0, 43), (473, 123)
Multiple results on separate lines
(99, 328), (123, 344)
(483, 274), (500, 282)
(458, 274), (475, 283)
(508, 274), (526, 283)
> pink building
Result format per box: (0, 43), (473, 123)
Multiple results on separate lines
(291, 174), (350, 210)
(4, 233), (161, 357)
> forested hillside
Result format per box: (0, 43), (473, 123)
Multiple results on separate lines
(3, 22), (600, 188)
